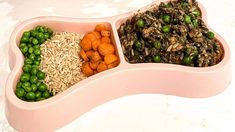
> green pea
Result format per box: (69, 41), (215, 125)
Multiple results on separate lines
(20, 36), (29, 43)
(192, 49), (198, 57)
(36, 81), (41, 87)
(135, 40), (142, 48)
(23, 31), (31, 37)
(43, 90), (50, 99)
(23, 64), (32, 73)
(153, 41), (161, 49)
(35, 55), (41, 61)
(38, 83), (47, 92)
(36, 32), (44, 40)
(33, 45), (40, 49)
(44, 33), (50, 39)
(19, 43), (27, 48)
(134, 50), (140, 57)
(25, 86), (32, 92)
(31, 84), (37, 92)
(162, 25), (170, 33)
(35, 91), (42, 99)
(31, 67), (39, 75)
(26, 92), (35, 101)
(29, 37), (34, 43)
(22, 82), (30, 88)
(207, 32), (215, 39)
(192, 10), (200, 17)
(34, 60), (40, 66)
(35, 26), (41, 31)
(34, 48), (41, 55)
(164, 3), (172, 8)
(25, 58), (33, 65)
(153, 55), (161, 63)
(16, 82), (23, 89)
(20, 46), (28, 54)
(36, 26), (45, 33)
(163, 15), (171, 23)
(32, 38), (39, 45)
(192, 19), (198, 27)
(29, 54), (36, 60)
(27, 44), (33, 47)
(38, 38), (45, 44)
(46, 28), (53, 35)
(37, 71), (45, 80)
(36, 97), (45, 101)
(31, 30), (38, 37)
(15, 88), (25, 97)
(20, 73), (30, 82)
(184, 15), (191, 24)
(183, 56), (192, 65)
(32, 64), (39, 67)
(181, 2), (188, 8)
(136, 19), (145, 28)
(28, 47), (34, 54)
(30, 75), (38, 84)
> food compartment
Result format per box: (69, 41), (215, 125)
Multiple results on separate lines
(115, 0), (224, 67)
(11, 19), (122, 102)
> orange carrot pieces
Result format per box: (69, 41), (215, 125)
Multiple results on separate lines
(104, 54), (118, 65)
(80, 49), (89, 62)
(91, 51), (102, 62)
(91, 31), (101, 39)
(98, 43), (115, 56)
(86, 50), (94, 59)
(89, 61), (100, 70)
(95, 24), (108, 32)
(101, 30), (111, 37)
(101, 37), (111, 44)
(84, 33), (96, 42)
(80, 23), (119, 76)
(93, 70), (98, 74)
(80, 38), (92, 51)
(108, 61), (119, 69)
(82, 62), (94, 76)
(97, 62), (108, 73)
(92, 39), (101, 51)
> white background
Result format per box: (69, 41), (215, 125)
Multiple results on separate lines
(0, 0), (235, 131)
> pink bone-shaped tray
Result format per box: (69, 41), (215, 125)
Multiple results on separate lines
(5, 0), (231, 131)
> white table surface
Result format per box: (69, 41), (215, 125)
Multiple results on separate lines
(0, 0), (235, 131)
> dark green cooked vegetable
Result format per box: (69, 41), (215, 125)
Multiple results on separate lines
(153, 41), (161, 49)
(118, 0), (223, 67)
(135, 40), (142, 48)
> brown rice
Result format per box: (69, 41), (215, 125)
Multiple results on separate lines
(40, 32), (87, 95)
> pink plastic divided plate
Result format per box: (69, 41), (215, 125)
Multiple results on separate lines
(5, 0), (231, 131)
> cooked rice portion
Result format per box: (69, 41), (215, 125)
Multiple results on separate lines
(40, 32), (86, 95)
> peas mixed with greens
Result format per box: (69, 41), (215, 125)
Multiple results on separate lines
(16, 26), (54, 102)
(118, 0), (223, 67)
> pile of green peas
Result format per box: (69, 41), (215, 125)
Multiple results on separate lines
(15, 26), (54, 101)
